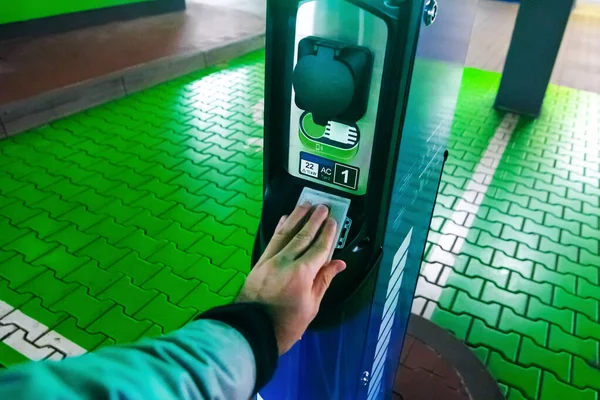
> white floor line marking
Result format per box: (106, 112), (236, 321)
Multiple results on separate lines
(413, 113), (520, 318)
(0, 300), (86, 361)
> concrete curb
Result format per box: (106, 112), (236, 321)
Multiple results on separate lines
(0, 32), (265, 138)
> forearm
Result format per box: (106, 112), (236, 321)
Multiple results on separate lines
(0, 303), (278, 400)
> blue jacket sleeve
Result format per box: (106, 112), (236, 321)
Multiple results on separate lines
(0, 303), (279, 400)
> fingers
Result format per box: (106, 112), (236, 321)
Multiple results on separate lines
(275, 215), (288, 233)
(257, 203), (312, 264)
(279, 204), (330, 260)
(297, 217), (338, 276)
(313, 260), (346, 301)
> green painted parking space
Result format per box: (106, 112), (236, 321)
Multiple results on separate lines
(0, 50), (599, 399)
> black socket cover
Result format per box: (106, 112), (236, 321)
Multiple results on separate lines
(293, 37), (373, 126)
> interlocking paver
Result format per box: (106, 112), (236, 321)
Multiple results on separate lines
(557, 256), (599, 285)
(179, 283), (230, 313)
(468, 319), (520, 362)
(540, 371), (598, 400)
(134, 294), (197, 333)
(452, 291), (500, 327)
(481, 282), (528, 316)
(488, 352), (541, 399)
(142, 268), (197, 304)
(492, 251), (535, 279)
(88, 306), (153, 344)
(553, 287), (598, 321)
(98, 276), (158, 316)
(518, 337), (570, 383)
(0, 51), (598, 398)
(51, 287), (114, 328)
(533, 264), (576, 293)
(63, 261), (122, 296)
(548, 324), (597, 362)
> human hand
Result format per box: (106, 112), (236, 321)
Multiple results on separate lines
(236, 203), (347, 355)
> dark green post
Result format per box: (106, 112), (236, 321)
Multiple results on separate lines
(495, 0), (574, 117)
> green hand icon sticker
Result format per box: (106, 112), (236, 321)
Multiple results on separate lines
(299, 112), (360, 161)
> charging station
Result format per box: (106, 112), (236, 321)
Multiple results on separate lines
(253, 0), (478, 398)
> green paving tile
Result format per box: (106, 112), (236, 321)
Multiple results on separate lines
(51, 286), (114, 328)
(557, 256), (599, 285)
(161, 204), (206, 229)
(48, 225), (99, 254)
(539, 237), (578, 263)
(470, 346), (490, 365)
(224, 209), (260, 234)
(507, 388), (529, 400)
(429, 304), (472, 341)
(501, 225), (540, 249)
(77, 238), (129, 270)
(534, 264), (576, 293)
(191, 216), (237, 243)
(116, 230), (168, 259)
(188, 236), (239, 266)
(518, 337), (570, 382)
(0, 278), (34, 309)
(154, 222), (201, 251)
(59, 206), (106, 231)
(516, 244), (557, 273)
(488, 352), (541, 399)
(545, 212), (580, 236)
(0, 342), (29, 367)
(0, 201), (41, 225)
(499, 307), (547, 346)
(549, 324), (598, 362)
(572, 356), (600, 392)
(564, 207), (598, 230)
(63, 261), (122, 296)
(21, 297), (69, 329)
(575, 313), (600, 342)
(553, 287), (598, 321)
(222, 229), (255, 255)
(182, 258), (237, 292)
(220, 248), (251, 273)
(88, 306), (153, 344)
(148, 243), (203, 275)
(31, 194), (78, 218)
(179, 283), (231, 312)
(508, 203), (544, 225)
(581, 224), (600, 241)
(492, 251), (534, 279)
(540, 371), (598, 400)
(460, 241), (494, 265)
(18, 211), (69, 240)
(580, 249), (600, 269)
(528, 297), (575, 334)
(477, 231), (517, 258)
(169, 172), (209, 193)
(135, 294), (197, 333)
(86, 217), (137, 245)
(577, 279), (600, 302)
(18, 271), (79, 307)
(0, 253), (46, 287)
(468, 318), (519, 362)
(481, 281), (528, 315)
(3, 231), (58, 262)
(507, 273), (552, 304)
(142, 268), (197, 304)
(218, 272), (246, 298)
(452, 291), (500, 327)
(98, 276), (157, 316)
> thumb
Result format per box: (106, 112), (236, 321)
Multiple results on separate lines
(313, 260), (346, 301)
